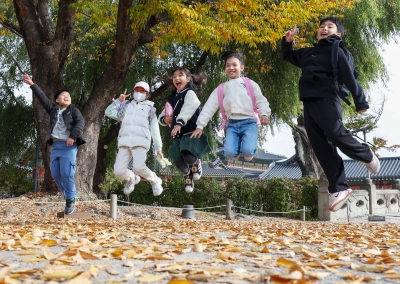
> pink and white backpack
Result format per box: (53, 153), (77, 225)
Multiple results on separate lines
(217, 77), (260, 130)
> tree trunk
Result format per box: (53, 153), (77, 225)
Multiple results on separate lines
(93, 123), (120, 195)
(74, 0), (165, 197)
(292, 111), (323, 178)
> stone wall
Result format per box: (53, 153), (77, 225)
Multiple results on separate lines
(318, 178), (400, 221)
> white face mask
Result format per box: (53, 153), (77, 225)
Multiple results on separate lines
(133, 92), (146, 102)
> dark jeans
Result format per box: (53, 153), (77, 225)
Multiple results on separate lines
(303, 97), (372, 193)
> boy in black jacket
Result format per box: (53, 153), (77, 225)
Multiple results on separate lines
(23, 74), (85, 215)
(281, 16), (380, 212)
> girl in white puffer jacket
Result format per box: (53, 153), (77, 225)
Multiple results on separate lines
(105, 81), (164, 196)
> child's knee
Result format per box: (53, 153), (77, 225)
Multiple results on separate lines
(224, 149), (239, 159)
(241, 148), (256, 158)
(244, 156), (253, 162)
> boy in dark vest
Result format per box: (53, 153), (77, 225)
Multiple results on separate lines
(281, 16), (380, 212)
(23, 74), (85, 215)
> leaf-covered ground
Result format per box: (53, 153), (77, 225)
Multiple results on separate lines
(1, 193), (400, 284)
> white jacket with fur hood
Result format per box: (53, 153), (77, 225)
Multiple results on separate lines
(105, 99), (162, 151)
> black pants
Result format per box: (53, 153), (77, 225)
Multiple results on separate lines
(303, 97), (372, 193)
(174, 150), (197, 175)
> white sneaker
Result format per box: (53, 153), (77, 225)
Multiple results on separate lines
(151, 177), (163, 196)
(329, 189), (352, 212)
(191, 159), (202, 180)
(365, 153), (380, 174)
(184, 174), (194, 193)
(123, 175), (141, 195)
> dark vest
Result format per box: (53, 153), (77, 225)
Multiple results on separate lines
(168, 88), (200, 138)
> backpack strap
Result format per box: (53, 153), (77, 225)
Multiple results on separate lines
(242, 77), (260, 124)
(217, 83), (228, 130)
(331, 40), (352, 106)
(148, 106), (156, 127)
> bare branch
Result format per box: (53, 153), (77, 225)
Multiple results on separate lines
(0, 19), (23, 37)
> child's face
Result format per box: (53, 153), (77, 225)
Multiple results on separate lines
(317, 20), (341, 41)
(172, 70), (190, 92)
(225, 57), (244, 79)
(56, 92), (71, 108)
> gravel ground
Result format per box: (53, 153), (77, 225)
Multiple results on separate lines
(1, 193), (400, 284)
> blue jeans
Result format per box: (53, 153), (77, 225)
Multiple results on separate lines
(223, 118), (258, 159)
(50, 141), (78, 200)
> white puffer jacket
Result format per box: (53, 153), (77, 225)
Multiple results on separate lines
(105, 99), (162, 151)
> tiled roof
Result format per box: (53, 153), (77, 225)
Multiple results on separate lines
(259, 155), (302, 180)
(344, 157), (400, 181)
(216, 148), (286, 164)
(259, 155), (400, 181)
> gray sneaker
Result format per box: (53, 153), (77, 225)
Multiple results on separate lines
(365, 153), (380, 174)
(151, 177), (163, 196)
(123, 175), (141, 195)
(65, 198), (76, 215)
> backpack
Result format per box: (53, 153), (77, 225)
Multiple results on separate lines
(331, 39), (359, 106)
(217, 77), (260, 130)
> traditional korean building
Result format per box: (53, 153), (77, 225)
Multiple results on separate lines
(259, 155), (400, 188)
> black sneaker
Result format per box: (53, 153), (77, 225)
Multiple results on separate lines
(65, 198), (76, 215)
(190, 159), (202, 180)
(184, 174), (194, 193)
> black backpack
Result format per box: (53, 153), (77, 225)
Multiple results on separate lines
(331, 39), (359, 106)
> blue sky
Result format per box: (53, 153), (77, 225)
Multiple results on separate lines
(263, 39), (400, 159)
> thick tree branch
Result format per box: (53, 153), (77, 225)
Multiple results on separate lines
(37, 0), (55, 43)
(0, 19), (23, 37)
(53, 0), (78, 65)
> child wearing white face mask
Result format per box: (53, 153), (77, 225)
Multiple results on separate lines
(105, 81), (164, 196)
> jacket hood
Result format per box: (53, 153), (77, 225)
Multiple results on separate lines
(316, 34), (342, 46)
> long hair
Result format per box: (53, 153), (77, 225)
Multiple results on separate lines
(164, 67), (207, 98)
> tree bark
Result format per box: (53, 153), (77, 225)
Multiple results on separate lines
(292, 111), (322, 179)
(93, 123), (120, 195)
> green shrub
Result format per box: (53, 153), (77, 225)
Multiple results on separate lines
(98, 169), (319, 220)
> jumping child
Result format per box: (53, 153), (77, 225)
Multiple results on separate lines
(158, 67), (211, 193)
(105, 81), (164, 196)
(191, 51), (271, 162)
(23, 74), (85, 215)
(281, 16), (380, 212)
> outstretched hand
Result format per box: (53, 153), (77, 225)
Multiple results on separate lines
(285, 24), (299, 42)
(118, 89), (129, 102)
(22, 74), (34, 86)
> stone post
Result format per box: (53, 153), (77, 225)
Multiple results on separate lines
(318, 175), (331, 221)
(360, 178), (376, 215)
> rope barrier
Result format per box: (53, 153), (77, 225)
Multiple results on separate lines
(0, 199), (110, 204)
(1, 196), (306, 220)
(117, 199), (226, 211)
(232, 205), (304, 214)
